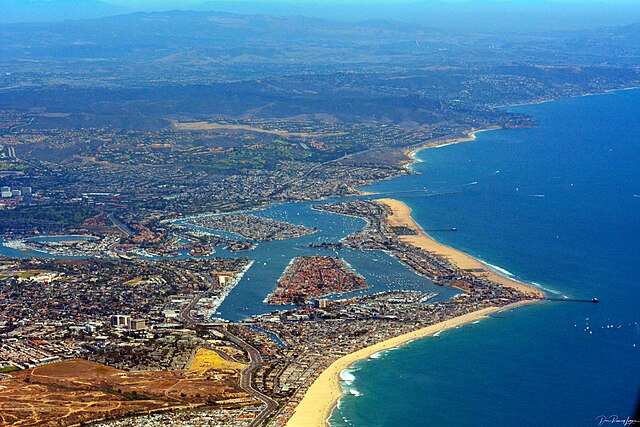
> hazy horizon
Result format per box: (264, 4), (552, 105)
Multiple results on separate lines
(3, 0), (640, 32)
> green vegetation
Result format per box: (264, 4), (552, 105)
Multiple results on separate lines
(0, 204), (97, 232)
(0, 159), (30, 171)
(0, 270), (48, 280)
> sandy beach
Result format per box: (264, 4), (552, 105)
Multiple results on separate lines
(377, 198), (543, 298)
(286, 306), (522, 427)
(403, 127), (499, 169)
(286, 195), (543, 427)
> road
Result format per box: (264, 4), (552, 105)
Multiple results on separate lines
(268, 147), (373, 199)
(106, 212), (133, 237)
(180, 273), (218, 324)
(219, 326), (278, 427)
(180, 269), (278, 424)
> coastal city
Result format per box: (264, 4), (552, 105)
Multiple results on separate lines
(0, 197), (542, 426)
(1, 3), (638, 427)
(190, 214), (316, 242)
(0, 62), (620, 427)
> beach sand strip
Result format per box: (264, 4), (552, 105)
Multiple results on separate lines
(377, 198), (543, 299)
(286, 306), (519, 427)
(286, 194), (543, 426)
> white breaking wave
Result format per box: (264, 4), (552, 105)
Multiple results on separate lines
(340, 369), (357, 385)
(531, 281), (561, 295)
(483, 262), (514, 277)
(369, 347), (399, 360)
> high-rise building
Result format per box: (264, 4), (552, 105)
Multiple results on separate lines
(110, 314), (131, 329)
(129, 319), (147, 331)
(313, 298), (329, 308)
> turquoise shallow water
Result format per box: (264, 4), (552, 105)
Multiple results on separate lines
(0, 90), (638, 427)
(330, 90), (640, 427)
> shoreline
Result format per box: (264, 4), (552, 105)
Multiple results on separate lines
(401, 127), (499, 172)
(285, 303), (534, 427)
(377, 198), (543, 299)
(497, 85), (640, 109)
(395, 86), (640, 181)
(286, 195), (543, 426)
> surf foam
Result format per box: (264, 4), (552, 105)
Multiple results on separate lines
(483, 262), (514, 277)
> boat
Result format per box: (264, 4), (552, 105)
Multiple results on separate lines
(591, 298), (599, 303)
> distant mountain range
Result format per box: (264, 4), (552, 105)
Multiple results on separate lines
(2, 8), (640, 91)
(0, 0), (126, 23)
(3, 0), (640, 33)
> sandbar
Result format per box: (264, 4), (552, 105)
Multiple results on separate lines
(377, 198), (543, 299)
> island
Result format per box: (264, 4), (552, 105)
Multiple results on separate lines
(2, 6), (632, 426)
(267, 256), (368, 305)
(190, 213), (316, 241)
(0, 198), (544, 426)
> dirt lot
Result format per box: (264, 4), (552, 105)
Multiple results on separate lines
(0, 359), (252, 427)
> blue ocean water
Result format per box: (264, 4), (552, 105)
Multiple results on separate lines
(0, 89), (637, 426)
(331, 90), (640, 427)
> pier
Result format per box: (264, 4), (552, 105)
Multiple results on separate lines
(541, 297), (599, 303)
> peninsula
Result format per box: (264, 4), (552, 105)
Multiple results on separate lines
(286, 198), (543, 426)
(378, 198), (540, 297)
(3, 6), (632, 426)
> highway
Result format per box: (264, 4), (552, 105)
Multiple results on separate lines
(181, 276), (278, 425)
(219, 326), (278, 427)
(180, 273), (218, 324)
(106, 212), (133, 237)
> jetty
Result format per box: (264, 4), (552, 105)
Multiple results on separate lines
(541, 297), (599, 303)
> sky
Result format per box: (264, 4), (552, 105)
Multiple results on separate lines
(2, 0), (640, 31)
(104, 0), (640, 5)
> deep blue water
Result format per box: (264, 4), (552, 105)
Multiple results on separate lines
(330, 90), (640, 427)
(0, 89), (638, 427)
